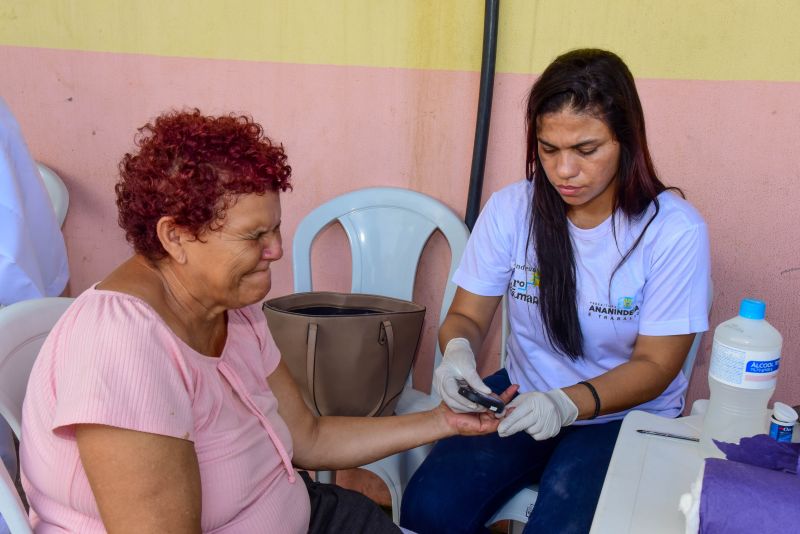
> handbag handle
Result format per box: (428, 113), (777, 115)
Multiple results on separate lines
(305, 320), (394, 417)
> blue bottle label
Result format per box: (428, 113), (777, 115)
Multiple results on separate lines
(745, 359), (780, 373)
(769, 421), (794, 443)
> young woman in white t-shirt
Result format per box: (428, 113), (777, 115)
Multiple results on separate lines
(401, 49), (711, 533)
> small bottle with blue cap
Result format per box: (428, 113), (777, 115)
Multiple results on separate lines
(700, 298), (784, 457)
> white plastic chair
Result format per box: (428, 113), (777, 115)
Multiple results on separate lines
(0, 297), (72, 534)
(292, 187), (469, 522)
(486, 282), (714, 532)
(0, 297), (73, 439)
(36, 163), (69, 227)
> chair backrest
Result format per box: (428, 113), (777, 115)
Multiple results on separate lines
(36, 163), (69, 227)
(0, 297), (73, 438)
(293, 187), (470, 383)
(680, 279), (714, 384)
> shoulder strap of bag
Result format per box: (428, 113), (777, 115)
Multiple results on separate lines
(306, 320), (394, 417)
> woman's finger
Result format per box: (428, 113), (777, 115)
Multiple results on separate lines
(497, 384), (519, 404)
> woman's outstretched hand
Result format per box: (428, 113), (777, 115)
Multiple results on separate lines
(435, 384), (519, 436)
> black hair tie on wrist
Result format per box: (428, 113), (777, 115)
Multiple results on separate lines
(578, 381), (601, 420)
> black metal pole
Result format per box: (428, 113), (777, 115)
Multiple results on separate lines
(464, 0), (499, 231)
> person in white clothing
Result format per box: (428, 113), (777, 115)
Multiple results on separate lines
(0, 98), (69, 305)
(0, 97), (69, 534)
(401, 49), (711, 534)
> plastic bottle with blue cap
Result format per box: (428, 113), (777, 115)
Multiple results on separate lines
(700, 298), (783, 457)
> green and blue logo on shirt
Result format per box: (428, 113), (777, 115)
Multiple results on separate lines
(617, 296), (635, 310)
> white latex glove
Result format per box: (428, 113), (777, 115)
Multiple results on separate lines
(433, 338), (492, 413)
(497, 388), (578, 440)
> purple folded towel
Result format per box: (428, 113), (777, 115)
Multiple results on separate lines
(714, 434), (800, 474)
(700, 458), (800, 533)
(697, 435), (800, 533)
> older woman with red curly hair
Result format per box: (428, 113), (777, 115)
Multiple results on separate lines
(20, 110), (515, 534)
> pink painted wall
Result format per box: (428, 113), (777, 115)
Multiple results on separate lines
(2, 45), (798, 412)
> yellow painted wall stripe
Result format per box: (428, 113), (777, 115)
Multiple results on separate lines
(1, 0), (799, 82)
(504, 0), (800, 82)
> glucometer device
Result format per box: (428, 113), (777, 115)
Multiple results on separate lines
(456, 378), (505, 414)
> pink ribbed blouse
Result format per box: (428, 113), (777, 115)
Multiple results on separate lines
(20, 287), (310, 533)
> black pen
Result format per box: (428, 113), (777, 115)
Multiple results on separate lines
(636, 429), (699, 442)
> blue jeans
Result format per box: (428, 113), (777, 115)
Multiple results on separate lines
(400, 369), (622, 534)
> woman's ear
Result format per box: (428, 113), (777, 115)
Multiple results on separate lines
(155, 216), (188, 264)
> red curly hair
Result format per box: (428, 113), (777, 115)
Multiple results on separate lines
(116, 109), (292, 259)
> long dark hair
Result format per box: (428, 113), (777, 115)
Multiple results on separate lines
(525, 49), (670, 359)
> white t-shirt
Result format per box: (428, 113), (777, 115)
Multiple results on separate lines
(454, 180), (711, 423)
